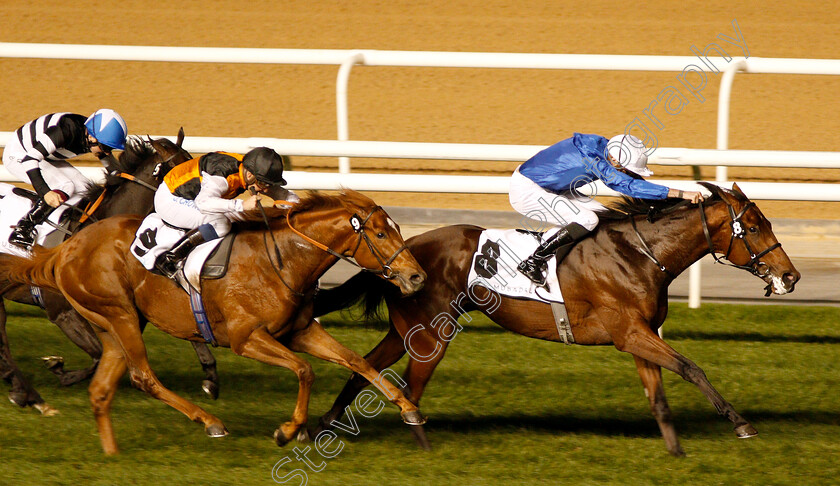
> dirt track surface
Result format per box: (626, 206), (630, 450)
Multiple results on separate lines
(1, 1), (838, 218)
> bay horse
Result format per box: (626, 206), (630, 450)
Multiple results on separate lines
(0, 132), (219, 414)
(0, 189), (427, 454)
(311, 182), (801, 456)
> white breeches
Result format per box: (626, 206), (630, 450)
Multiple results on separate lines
(509, 167), (603, 232)
(3, 144), (90, 205)
(154, 184), (232, 236)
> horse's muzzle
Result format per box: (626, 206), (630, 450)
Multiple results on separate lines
(764, 269), (800, 296)
(393, 270), (426, 296)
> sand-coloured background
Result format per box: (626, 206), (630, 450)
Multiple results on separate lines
(1, 1), (838, 218)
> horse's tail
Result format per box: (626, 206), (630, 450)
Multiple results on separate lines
(312, 271), (394, 320)
(0, 247), (61, 292)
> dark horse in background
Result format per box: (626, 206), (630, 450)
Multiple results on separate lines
(0, 131), (219, 414)
(313, 182), (800, 456)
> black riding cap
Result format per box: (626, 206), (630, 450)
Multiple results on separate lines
(242, 147), (288, 186)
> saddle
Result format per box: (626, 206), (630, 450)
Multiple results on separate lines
(0, 185), (74, 256)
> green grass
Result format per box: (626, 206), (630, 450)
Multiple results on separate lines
(1, 302), (839, 485)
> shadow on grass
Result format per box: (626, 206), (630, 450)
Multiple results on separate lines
(219, 409), (840, 442)
(664, 331), (840, 344)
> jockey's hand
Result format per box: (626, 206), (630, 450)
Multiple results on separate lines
(43, 191), (65, 208)
(669, 188), (706, 204)
(242, 193), (268, 211)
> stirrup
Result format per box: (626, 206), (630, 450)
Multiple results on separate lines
(158, 255), (183, 279)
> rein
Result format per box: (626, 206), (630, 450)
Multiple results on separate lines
(252, 199), (408, 297)
(284, 205), (408, 277)
(630, 199), (782, 286)
(78, 161), (165, 224)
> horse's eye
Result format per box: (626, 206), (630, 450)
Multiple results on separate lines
(377, 232), (386, 239)
(749, 226), (758, 234)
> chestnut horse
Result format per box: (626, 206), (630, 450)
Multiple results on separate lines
(0, 190), (427, 454)
(312, 183), (800, 456)
(0, 133), (220, 413)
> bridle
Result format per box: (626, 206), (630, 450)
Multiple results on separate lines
(698, 199), (782, 278)
(253, 200), (408, 297)
(77, 150), (181, 224)
(631, 198), (782, 284)
(285, 205), (408, 278)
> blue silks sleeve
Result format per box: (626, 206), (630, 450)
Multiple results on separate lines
(519, 133), (669, 200)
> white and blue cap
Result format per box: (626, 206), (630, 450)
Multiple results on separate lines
(607, 134), (652, 177)
(85, 109), (128, 151)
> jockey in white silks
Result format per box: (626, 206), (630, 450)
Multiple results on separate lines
(509, 133), (705, 286)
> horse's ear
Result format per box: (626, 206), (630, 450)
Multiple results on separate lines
(731, 182), (749, 201)
(176, 127), (185, 148)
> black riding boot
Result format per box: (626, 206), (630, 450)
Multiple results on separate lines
(9, 199), (56, 249)
(158, 227), (213, 278)
(517, 222), (591, 286)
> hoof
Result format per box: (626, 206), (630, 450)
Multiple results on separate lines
(205, 423), (228, 438)
(735, 423), (758, 438)
(296, 428), (311, 443)
(41, 356), (64, 371)
(274, 428), (293, 447)
(201, 380), (219, 400)
(8, 392), (29, 408)
(400, 410), (427, 426)
(33, 403), (60, 417)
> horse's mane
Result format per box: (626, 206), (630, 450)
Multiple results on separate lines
(80, 137), (156, 202)
(597, 192), (723, 223)
(235, 189), (378, 229)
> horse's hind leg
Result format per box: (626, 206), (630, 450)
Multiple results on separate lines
(230, 326), (315, 446)
(617, 325), (756, 439)
(191, 342), (220, 400)
(288, 320), (423, 425)
(88, 330), (127, 455)
(67, 300), (227, 446)
(633, 355), (684, 457)
(43, 296), (102, 386)
(0, 299), (49, 412)
(314, 325), (406, 435)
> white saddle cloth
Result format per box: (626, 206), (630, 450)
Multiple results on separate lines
(0, 183), (70, 257)
(467, 228), (564, 304)
(130, 214), (223, 290)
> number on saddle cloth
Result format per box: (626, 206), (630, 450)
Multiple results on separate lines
(130, 214), (185, 270)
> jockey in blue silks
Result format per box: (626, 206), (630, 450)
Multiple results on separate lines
(510, 133), (705, 286)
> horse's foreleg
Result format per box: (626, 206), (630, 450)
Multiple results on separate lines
(190, 342), (219, 400)
(314, 325), (406, 435)
(44, 302), (102, 386)
(88, 331), (127, 455)
(288, 320), (424, 426)
(231, 327), (314, 446)
(633, 355), (684, 457)
(618, 328), (756, 438)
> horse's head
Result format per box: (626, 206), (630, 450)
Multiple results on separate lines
(699, 182), (800, 295)
(147, 127), (192, 180)
(331, 190), (426, 296)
